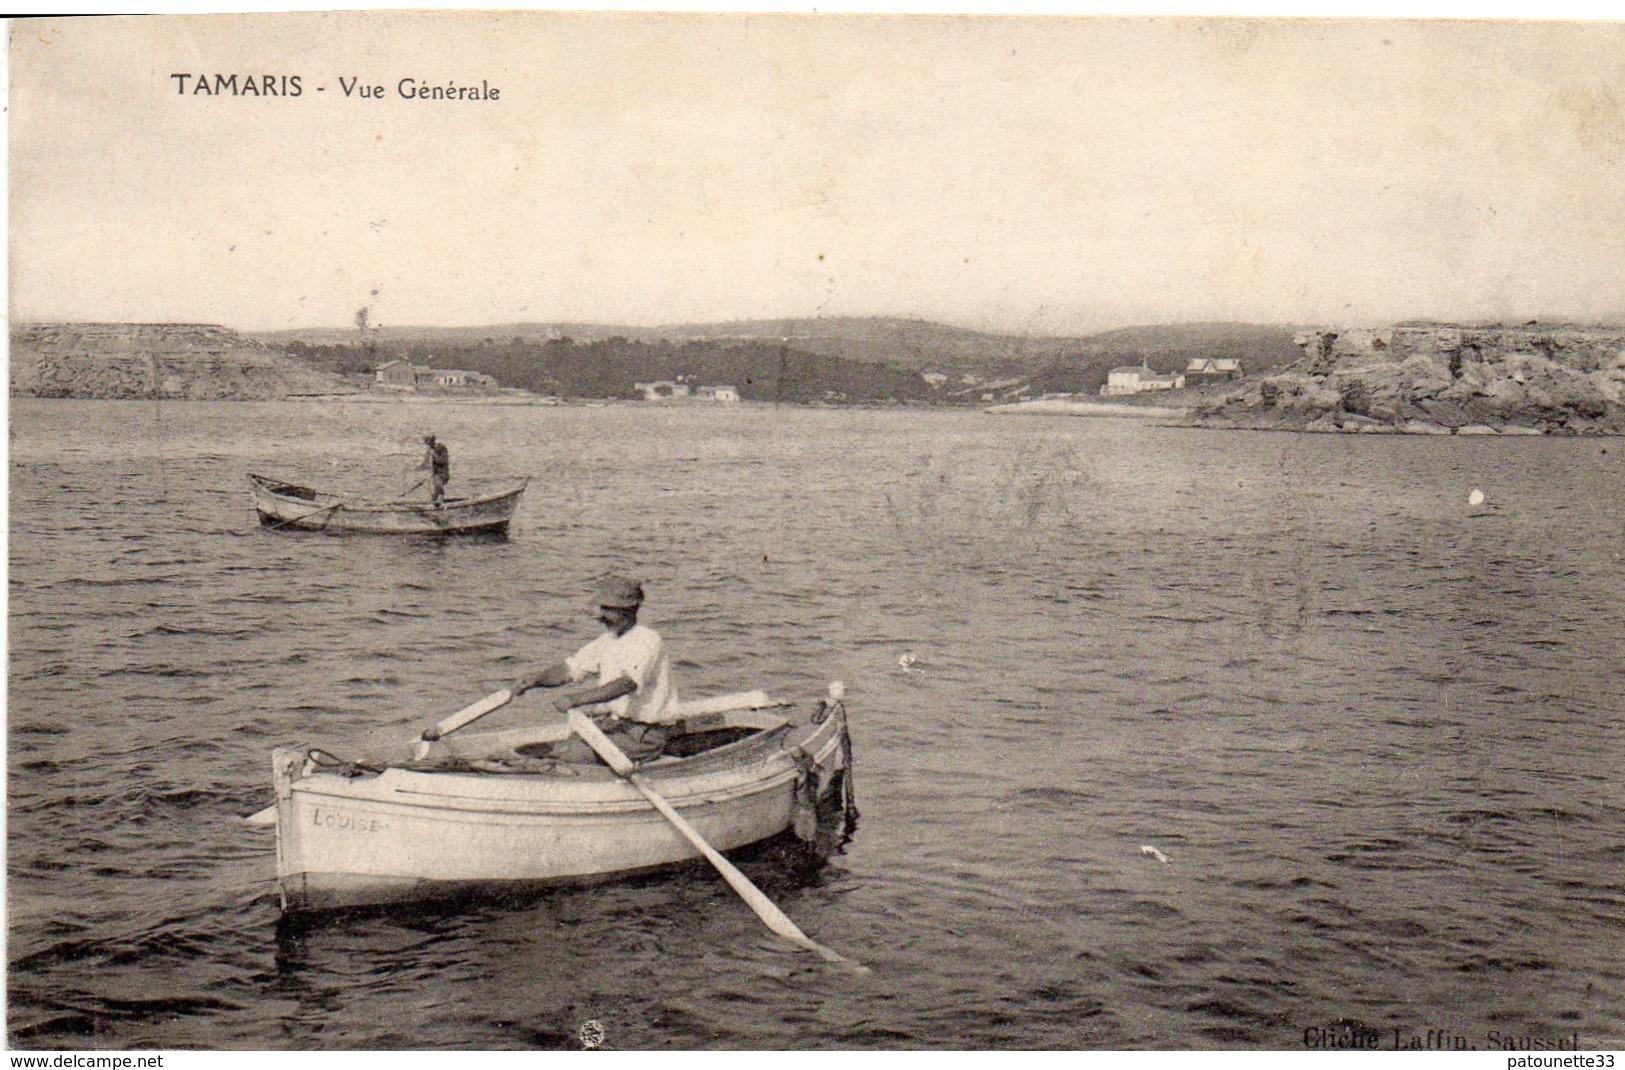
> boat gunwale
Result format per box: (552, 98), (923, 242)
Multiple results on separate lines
(289, 763), (807, 819)
(248, 472), (530, 514)
(277, 714), (842, 816)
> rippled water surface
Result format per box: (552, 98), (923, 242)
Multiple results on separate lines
(8, 398), (1623, 1050)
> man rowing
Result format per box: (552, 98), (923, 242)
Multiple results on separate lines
(510, 575), (680, 764)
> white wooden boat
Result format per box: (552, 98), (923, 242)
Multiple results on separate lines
(248, 473), (528, 535)
(267, 689), (857, 913)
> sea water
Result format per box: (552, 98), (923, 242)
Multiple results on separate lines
(7, 398), (1622, 1049)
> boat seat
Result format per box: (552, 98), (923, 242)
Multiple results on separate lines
(434, 692), (791, 768)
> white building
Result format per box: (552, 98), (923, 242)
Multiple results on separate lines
(374, 361), (495, 390)
(1101, 365), (1185, 396)
(635, 380), (692, 400)
(431, 369), (496, 388)
(636, 381), (739, 401)
(1184, 358), (1243, 380)
(375, 360), (430, 388)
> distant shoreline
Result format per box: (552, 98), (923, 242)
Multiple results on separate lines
(286, 391), (561, 405)
(983, 396), (1191, 419)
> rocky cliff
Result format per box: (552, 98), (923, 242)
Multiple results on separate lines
(1193, 324), (1625, 435)
(10, 323), (355, 400)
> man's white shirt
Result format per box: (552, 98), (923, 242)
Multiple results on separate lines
(565, 623), (679, 724)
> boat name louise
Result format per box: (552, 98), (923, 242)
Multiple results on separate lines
(310, 807), (386, 833)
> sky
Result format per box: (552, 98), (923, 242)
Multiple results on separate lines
(8, 10), (1625, 335)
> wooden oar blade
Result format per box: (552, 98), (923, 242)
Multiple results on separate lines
(566, 709), (863, 970)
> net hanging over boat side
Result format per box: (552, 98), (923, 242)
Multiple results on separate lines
(790, 698), (860, 858)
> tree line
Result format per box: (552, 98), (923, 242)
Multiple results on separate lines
(283, 336), (944, 402)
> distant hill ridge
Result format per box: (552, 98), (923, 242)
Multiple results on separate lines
(254, 316), (1306, 381)
(11, 317), (1309, 401)
(15, 318), (1622, 418)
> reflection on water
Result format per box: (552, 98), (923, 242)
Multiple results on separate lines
(8, 399), (1623, 1049)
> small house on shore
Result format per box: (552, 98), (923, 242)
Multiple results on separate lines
(375, 360), (429, 388)
(1184, 357), (1243, 382)
(428, 369), (497, 388)
(374, 360), (496, 391)
(635, 380), (691, 400)
(635, 381), (739, 402)
(1101, 365), (1185, 396)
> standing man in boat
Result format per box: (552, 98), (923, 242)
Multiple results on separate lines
(510, 575), (680, 764)
(420, 433), (450, 507)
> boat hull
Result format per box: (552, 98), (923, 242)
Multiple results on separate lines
(249, 473), (528, 535)
(270, 700), (854, 913)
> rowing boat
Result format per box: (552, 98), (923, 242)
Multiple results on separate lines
(248, 473), (528, 535)
(263, 688), (858, 913)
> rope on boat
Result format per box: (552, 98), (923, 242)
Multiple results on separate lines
(392, 753), (590, 775)
(834, 700), (861, 836)
(790, 750), (820, 843)
(790, 698), (860, 856)
(304, 748), (383, 778)
(314, 747), (580, 777)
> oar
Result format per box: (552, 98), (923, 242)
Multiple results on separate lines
(264, 472), (425, 530)
(393, 477), (427, 501)
(567, 709), (864, 970)
(264, 498), (349, 531)
(413, 688), (513, 759)
(243, 689), (514, 825)
(278, 474), (425, 521)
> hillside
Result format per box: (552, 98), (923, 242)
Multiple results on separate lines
(255, 317), (1064, 378)
(8, 318), (1309, 403)
(258, 317), (1305, 396)
(11, 323), (354, 400)
(1061, 322), (1305, 368)
(284, 336), (938, 403)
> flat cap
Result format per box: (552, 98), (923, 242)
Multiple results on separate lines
(594, 575), (644, 609)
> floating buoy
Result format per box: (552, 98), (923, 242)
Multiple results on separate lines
(1468, 488), (1485, 507)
